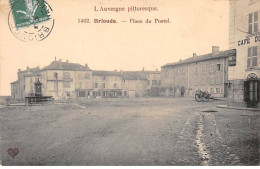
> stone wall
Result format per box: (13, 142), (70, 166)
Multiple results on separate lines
(227, 79), (244, 101)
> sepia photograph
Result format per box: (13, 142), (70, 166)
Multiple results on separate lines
(0, 0), (259, 166)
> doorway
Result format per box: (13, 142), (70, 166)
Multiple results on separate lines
(244, 73), (260, 108)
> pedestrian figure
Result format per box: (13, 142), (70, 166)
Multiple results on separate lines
(181, 86), (185, 97)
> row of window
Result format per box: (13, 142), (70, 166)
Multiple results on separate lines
(194, 64), (222, 75)
(164, 63), (222, 78)
(147, 80), (161, 85)
(53, 72), (91, 79)
(64, 82), (93, 89)
(193, 76), (222, 86)
(210, 88), (222, 94)
(93, 83), (118, 89)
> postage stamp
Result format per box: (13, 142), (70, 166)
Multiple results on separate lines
(9, 0), (50, 29)
(8, 0), (54, 42)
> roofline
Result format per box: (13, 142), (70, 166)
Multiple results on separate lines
(40, 68), (92, 71)
(24, 74), (41, 77)
(92, 74), (122, 76)
(10, 81), (18, 84)
(161, 49), (236, 68)
(123, 71), (160, 74)
(122, 78), (148, 80)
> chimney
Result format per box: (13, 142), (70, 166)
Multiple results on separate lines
(142, 67), (145, 71)
(55, 56), (56, 61)
(59, 59), (62, 62)
(66, 60), (69, 63)
(85, 64), (89, 68)
(193, 53), (197, 59)
(179, 59), (182, 62)
(27, 66), (29, 70)
(212, 46), (219, 56)
(18, 69), (21, 72)
(156, 68), (158, 72)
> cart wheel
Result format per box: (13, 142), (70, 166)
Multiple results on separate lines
(202, 96), (209, 102)
(195, 94), (202, 102)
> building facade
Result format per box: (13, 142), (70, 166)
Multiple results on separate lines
(122, 72), (148, 98)
(92, 71), (122, 98)
(141, 70), (161, 97)
(10, 81), (18, 99)
(10, 59), (161, 100)
(161, 46), (236, 98)
(121, 70), (161, 97)
(10, 66), (41, 100)
(228, 0), (260, 107)
(39, 60), (92, 100)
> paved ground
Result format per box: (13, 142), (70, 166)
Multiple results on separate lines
(0, 97), (259, 165)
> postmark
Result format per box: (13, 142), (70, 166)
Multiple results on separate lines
(8, 0), (54, 42)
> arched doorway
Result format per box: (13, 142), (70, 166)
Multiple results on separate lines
(244, 73), (260, 108)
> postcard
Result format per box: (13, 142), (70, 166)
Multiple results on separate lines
(0, 0), (259, 166)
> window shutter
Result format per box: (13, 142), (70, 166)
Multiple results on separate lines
(244, 81), (249, 102)
(248, 48), (251, 57)
(258, 80), (260, 103)
(249, 13), (253, 34)
(259, 11), (260, 32)
(247, 58), (251, 68)
(258, 46), (260, 67)
(248, 48), (251, 68)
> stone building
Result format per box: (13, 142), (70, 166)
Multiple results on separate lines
(228, 0), (260, 107)
(10, 59), (161, 100)
(10, 80), (18, 99)
(140, 70), (161, 97)
(92, 71), (122, 98)
(10, 66), (41, 100)
(122, 72), (148, 98)
(121, 70), (161, 97)
(39, 59), (92, 100)
(161, 46), (236, 98)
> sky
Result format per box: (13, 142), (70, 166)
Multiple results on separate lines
(0, 0), (229, 96)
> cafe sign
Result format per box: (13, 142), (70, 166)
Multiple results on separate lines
(238, 35), (260, 46)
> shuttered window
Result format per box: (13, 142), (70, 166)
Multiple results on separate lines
(248, 46), (258, 68)
(249, 12), (259, 34)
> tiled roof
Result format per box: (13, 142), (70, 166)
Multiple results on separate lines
(92, 70), (121, 76)
(42, 61), (90, 71)
(122, 72), (148, 80)
(24, 73), (41, 77)
(161, 49), (236, 68)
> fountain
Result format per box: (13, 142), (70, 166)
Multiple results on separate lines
(25, 79), (53, 105)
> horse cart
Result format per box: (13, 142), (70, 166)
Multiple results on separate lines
(195, 89), (215, 102)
